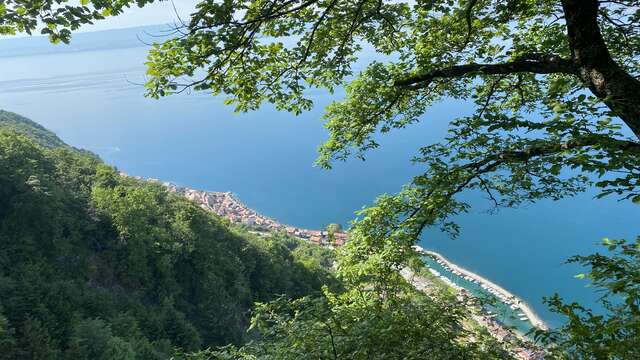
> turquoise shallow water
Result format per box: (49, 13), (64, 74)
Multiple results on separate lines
(422, 255), (536, 335)
(1, 26), (638, 328)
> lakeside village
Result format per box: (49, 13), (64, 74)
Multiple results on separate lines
(156, 180), (348, 247)
(124, 174), (545, 359)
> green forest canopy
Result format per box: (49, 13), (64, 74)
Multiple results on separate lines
(0, 110), (335, 359)
(0, 110), (65, 148)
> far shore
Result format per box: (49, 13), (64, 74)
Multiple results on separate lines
(413, 245), (549, 331)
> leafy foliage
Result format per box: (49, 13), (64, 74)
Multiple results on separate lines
(539, 237), (640, 359)
(0, 0), (157, 44)
(141, 1), (640, 357)
(137, 0), (640, 231)
(127, 0), (640, 248)
(173, 205), (513, 359)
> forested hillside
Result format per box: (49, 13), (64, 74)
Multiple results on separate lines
(0, 110), (65, 148)
(0, 110), (334, 359)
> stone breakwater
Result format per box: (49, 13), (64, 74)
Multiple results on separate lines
(400, 264), (547, 359)
(413, 245), (548, 331)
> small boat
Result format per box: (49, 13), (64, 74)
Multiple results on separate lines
(519, 316), (528, 321)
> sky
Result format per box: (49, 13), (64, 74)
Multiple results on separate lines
(85, 0), (199, 32)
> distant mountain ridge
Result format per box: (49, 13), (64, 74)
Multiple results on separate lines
(0, 24), (172, 59)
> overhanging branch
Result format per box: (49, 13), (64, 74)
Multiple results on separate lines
(462, 136), (640, 172)
(394, 54), (577, 90)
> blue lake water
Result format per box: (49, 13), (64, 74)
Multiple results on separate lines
(1, 26), (637, 328)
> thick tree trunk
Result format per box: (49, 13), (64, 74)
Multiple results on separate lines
(562, 0), (640, 139)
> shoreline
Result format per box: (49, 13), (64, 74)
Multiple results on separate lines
(125, 172), (548, 332)
(120, 174), (349, 247)
(413, 245), (548, 331)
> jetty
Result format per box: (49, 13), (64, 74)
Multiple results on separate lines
(413, 245), (548, 331)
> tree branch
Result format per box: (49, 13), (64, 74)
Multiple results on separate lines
(460, 0), (479, 49)
(394, 54), (577, 90)
(561, 0), (640, 139)
(407, 135), (640, 238)
(462, 136), (640, 172)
